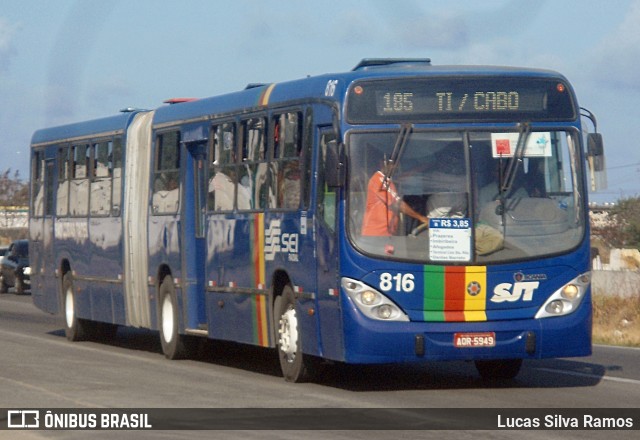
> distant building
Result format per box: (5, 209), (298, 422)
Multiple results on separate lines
(0, 207), (28, 229)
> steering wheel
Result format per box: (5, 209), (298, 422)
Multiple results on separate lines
(410, 223), (429, 237)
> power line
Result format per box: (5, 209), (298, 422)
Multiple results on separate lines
(607, 162), (640, 170)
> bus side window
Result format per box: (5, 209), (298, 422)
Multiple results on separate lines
(31, 151), (45, 217)
(273, 112), (303, 210)
(56, 146), (69, 217)
(208, 122), (237, 212)
(302, 109), (313, 209)
(44, 160), (55, 217)
(152, 130), (181, 215)
(239, 117), (269, 211)
(90, 140), (112, 216)
(70, 144), (89, 216)
(111, 137), (123, 215)
(318, 132), (337, 232)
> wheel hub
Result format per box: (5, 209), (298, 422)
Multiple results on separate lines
(278, 307), (299, 362)
(65, 289), (74, 328)
(161, 295), (174, 343)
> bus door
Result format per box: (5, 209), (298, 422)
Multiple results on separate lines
(30, 155), (56, 310)
(315, 129), (344, 360)
(182, 140), (208, 331)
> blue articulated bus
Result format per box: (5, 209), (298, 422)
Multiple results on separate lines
(30, 59), (606, 382)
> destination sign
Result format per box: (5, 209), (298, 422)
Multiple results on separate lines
(347, 77), (576, 123)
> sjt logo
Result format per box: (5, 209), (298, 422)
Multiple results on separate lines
(265, 220), (299, 262)
(490, 281), (539, 303)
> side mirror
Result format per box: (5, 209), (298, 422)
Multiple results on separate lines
(587, 133), (603, 156)
(325, 140), (345, 188)
(586, 132), (607, 190)
(587, 133), (604, 172)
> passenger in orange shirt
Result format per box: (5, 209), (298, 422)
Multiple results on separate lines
(361, 161), (429, 236)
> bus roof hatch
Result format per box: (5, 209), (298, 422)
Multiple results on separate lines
(352, 58), (432, 71)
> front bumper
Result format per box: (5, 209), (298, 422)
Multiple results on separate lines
(340, 292), (592, 364)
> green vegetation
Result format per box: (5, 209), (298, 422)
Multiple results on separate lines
(594, 196), (640, 249)
(610, 197), (640, 248)
(0, 168), (28, 208)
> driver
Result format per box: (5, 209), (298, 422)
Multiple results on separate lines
(361, 159), (430, 236)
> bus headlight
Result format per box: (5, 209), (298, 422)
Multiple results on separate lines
(545, 300), (564, 315)
(360, 289), (380, 306)
(535, 272), (590, 319)
(341, 278), (409, 322)
(375, 304), (394, 320)
(561, 284), (579, 300)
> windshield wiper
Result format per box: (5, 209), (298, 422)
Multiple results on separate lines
(379, 124), (413, 238)
(499, 122), (531, 197)
(384, 123), (413, 183)
(495, 123), (530, 237)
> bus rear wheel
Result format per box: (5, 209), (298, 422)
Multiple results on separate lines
(62, 273), (94, 341)
(15, 276), (25, 295)
(474, 359), (523, 380)
(275, 285), (313, 382)
(158, 275), (189, 360)
(0, 275), (8, 294)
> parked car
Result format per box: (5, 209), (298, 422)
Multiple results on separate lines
(0, 239), (31, 294)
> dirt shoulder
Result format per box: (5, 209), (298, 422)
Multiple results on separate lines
(593, 294), (640, 347)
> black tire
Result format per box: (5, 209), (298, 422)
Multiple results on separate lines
(62, 273), (96, 341)
(15, 275), (25, 295)
(274, 285), (314, 382)
(96, 322), (119, 341)
(158, 275), (189, 359)
(0, 276), (7, 294)
(475, 359), (523, 380)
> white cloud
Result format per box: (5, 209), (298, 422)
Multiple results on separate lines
(591, 0), (640, 90)
(329, 0), (546, 59)
(394, 11), (469, 50)
(0, 17), (19, 73)
(87, 77), (135, 112)
(332, 5), (469, 50)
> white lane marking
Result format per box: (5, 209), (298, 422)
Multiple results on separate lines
(534, 367), (640, 385)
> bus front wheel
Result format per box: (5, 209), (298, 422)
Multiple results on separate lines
(474, 359), (523, 380)
(158, 275), (189, 360)
(275, 285), (314, 382)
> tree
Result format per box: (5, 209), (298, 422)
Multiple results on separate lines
(0, 168), (29, 208)
(598, 197), (640, 249)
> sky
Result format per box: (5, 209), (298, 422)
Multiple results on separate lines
(1, 0), (639, 203)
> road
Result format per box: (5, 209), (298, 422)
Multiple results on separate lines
(0, 292), (638, 440)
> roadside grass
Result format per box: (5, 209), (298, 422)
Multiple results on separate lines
(592, 294), (640, 347)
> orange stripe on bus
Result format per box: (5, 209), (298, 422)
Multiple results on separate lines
(259, 83), (276, 106)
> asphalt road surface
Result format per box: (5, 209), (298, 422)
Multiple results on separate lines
(1, 292), (638, 440)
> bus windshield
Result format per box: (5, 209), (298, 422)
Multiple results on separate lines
(347, 129), (585, 263)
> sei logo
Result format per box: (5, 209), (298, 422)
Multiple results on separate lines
(490, 281), (539, 303)
(265, 220), (299, 262)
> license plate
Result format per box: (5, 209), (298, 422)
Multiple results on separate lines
(454, 332), (496, 348)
